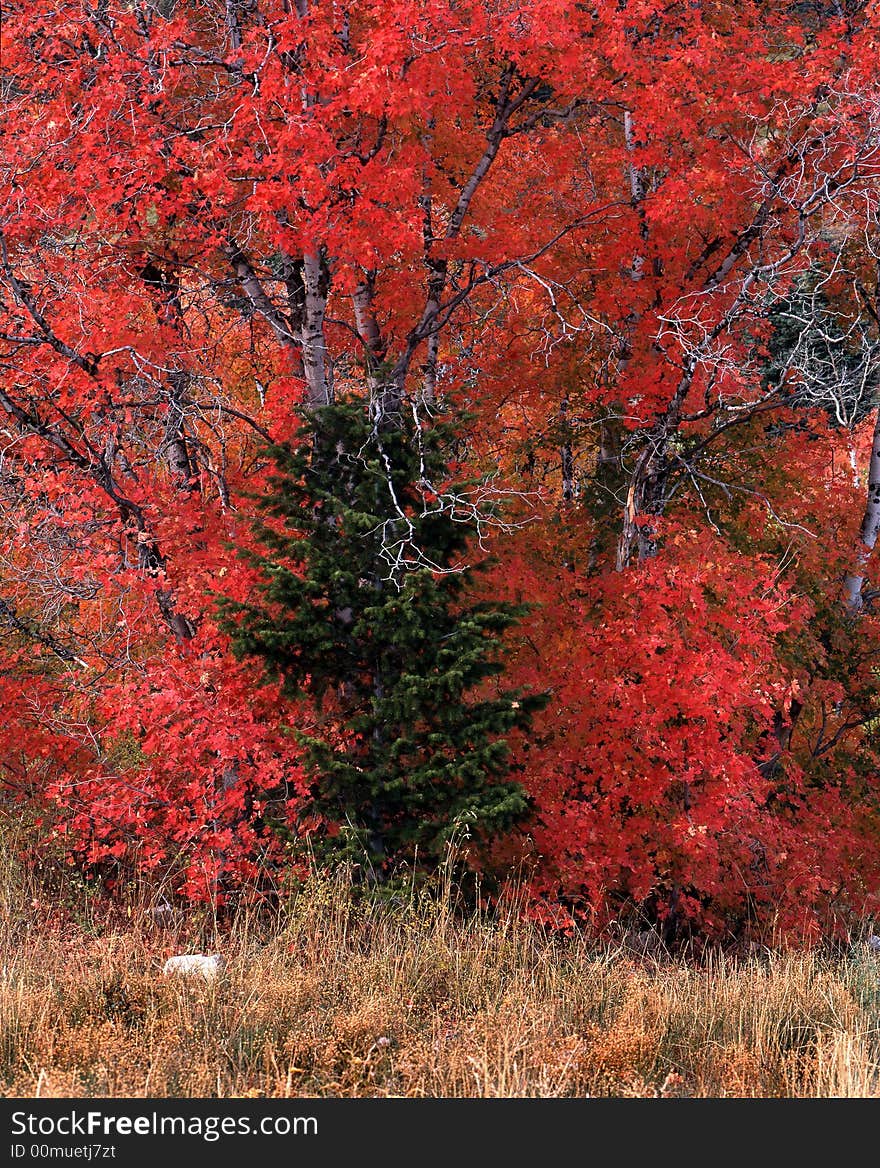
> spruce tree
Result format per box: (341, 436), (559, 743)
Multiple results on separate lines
(218, 398), (545, 874)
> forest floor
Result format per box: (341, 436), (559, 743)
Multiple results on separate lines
(2, 839), (880, 1098)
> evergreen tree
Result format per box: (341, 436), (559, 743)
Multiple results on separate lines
(218, 398), (545, 874)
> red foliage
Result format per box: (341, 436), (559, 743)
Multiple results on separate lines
(2, 0), (880, 936)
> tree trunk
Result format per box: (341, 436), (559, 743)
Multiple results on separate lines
(843, 406), (880, 612)
(559, 397), (574, 500)
(165, 371), (196, 490)
(300, 251), (333, 408)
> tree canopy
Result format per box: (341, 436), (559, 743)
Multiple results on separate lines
(3, 0), (880, 939)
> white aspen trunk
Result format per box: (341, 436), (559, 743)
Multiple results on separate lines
(849, 438), (860, 488)
(843, 406), (880, 612)
(352, 276), (385, 386)
(353, 276), (400, 420)
(624, 109), (646, 283)
(229, 248), (300, 358)
(352, 282), (384, 358)
(300, 251), (332, 408)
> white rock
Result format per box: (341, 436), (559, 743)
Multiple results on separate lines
(162, 954), (225, 981)
(867, 935), (880, 953)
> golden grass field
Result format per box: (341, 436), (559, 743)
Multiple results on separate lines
(2, 833), (880, 1099)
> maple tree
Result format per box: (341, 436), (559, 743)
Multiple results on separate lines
(2, 0), (880, 938)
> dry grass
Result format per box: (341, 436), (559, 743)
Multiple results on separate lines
(2, 837), (880, 1098)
